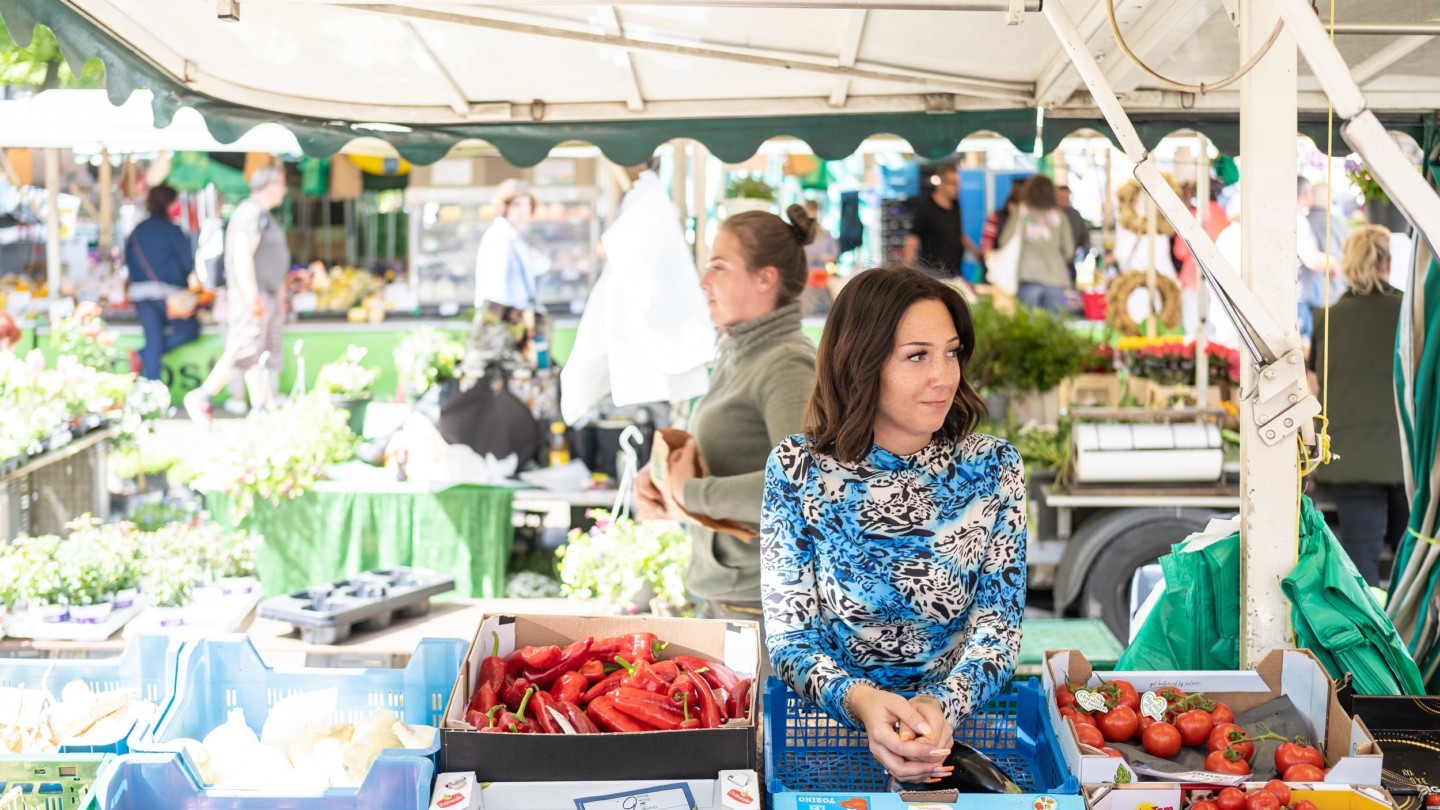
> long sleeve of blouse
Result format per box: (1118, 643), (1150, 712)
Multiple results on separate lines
(760, 432), (1027, 730)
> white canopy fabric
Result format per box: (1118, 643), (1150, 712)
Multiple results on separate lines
(5, 0), (1437, 164)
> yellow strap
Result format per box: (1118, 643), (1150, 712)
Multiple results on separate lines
(1406, 527), (1440, 548)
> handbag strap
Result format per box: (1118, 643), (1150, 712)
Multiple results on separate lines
(130, 235), (163, 285)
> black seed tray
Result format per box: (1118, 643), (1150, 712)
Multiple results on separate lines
(257, 567), (456, 644)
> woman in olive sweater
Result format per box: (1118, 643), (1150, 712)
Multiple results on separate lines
(636, 205), (818, 619)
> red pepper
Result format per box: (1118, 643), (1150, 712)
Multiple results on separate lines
(524, 638), (594, 687)
(668, 671), (701, 711)
(587, 694), (654, 733)
(505, 644), (563, 676)
(683, 665), (723, 728)
(590, 633), (667, 665)
(551, 671), (588, 706)
(615, 657), (670, 694)
(495, 687), (537, 733)
(613, 686), (685, 730)
(578, 659), (606, 684)
(530, 690), (563, 734)
(470, 704), (503, 730)
(672, 656), (740, 693)
(468, 681), (499, 716)
(651, 660), (680, 683)
(554, 699), (600, 734)
(678, 693), (701, 730)
(501, 677), (533, 711)
(725, 678), (754, 721)
(581, 671), (624, 705)
(476, 631), (506, 694)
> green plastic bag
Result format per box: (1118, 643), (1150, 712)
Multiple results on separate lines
(1116, 526), (1240, 671)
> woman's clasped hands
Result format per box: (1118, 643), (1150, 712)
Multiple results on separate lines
(846, 685), (956, 784)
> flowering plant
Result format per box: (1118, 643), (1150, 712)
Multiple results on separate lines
(1345, 157), (1388, 206)
(1115, 336), (1241, 385)
(1080, 343), (1117, 374)
(315, 345), (379, 400)
(556, 509), (691, 614)
(394, 328), (464, 395)
(49, 301), (117, 371)
(195, 392), (356, 516)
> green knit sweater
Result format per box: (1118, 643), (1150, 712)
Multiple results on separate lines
(683, 303), (816, 604)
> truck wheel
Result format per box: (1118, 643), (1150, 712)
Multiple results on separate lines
(1077, 511), (1212, 641)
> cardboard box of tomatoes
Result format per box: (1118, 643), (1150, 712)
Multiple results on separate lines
(441, 613), (760, 782)
(1086, 782), (1403, 810)
(1043, 649), (1382, 786)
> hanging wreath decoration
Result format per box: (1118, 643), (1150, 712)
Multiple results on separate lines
(1115, 174), (1183, 236)
(1106, 270), (1183, 336)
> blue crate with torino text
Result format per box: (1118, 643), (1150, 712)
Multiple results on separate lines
(765, 676), (1084, 810)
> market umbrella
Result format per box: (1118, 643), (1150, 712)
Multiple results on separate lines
(1385, 121), (1440, 691)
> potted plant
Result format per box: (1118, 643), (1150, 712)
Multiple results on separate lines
(48, 301), (118, 372)
(721, 176), (777, 218)
(394, 328), (465, 402)
(210, 528), (261, 594)
(314, 345), (379, 437)
(10, 536), (72, 622)
(967, 300), (1099, 425)
(142, 551), (196, 626)
(555, 509), (692, 615)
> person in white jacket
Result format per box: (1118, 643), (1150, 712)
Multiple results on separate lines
(474, 180), (549, 311)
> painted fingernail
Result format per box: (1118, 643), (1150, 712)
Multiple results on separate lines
(916, 723), (933, 736)
(926, 778), (941, 784)
(930, 749), (950, 756)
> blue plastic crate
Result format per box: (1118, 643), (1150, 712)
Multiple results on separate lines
(0, 636), (176, 756)
(86, 752), (432, 810)
(0, 753), (109, 810)
(764, 676), (1081, 796)
(132, 635), (467, 771)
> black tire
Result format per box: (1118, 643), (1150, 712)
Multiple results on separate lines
(1077, 512), (1212, 641)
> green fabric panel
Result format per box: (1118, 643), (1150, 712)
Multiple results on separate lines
(1046, 115), (1428, 158)
(165, 151), (248, 198)
(206, 462), (514, 598)
(0, 0), (1038, 166)
(299, 157), (330, 197)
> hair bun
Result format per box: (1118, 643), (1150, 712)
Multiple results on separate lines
(785, 203), (819, 247)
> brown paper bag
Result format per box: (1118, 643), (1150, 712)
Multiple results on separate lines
(651, 428), (758, 543)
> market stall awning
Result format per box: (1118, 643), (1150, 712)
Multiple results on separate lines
(7, 0), (1440, 165)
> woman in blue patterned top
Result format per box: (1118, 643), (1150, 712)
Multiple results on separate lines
(761, 267), (1026, 785)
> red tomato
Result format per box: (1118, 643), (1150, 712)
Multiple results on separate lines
(1207, 723), (1254, 761)
(1261, 780), (1290, 806)
(1074, 712), (1098, 727)
(1061, 707), (1078, 721)
(1175, 709), (1215, 748)
(1282, 763), (1326, 781)
(1098, 706), (1140, 743)
(1141, 722), (1182, 758)
(1216, 788), (1248, 810)
(1246, 792), (1280, 810)
(1204, 749), (1252, 776)
(1101, 746), (1125, 758)
(1275, 741), (1325, 773)
(1192, 802), (1220, 810)
(1210, 702), (1236, 726)
(1076, 722), (1106, 749)
(1293, 801), (1319, 810)
(1108, 680), (1141, 712)
(1426, 796), (1440, 809)
(1139, 716), (1157, 733)
(1057, 686), (1077, 711)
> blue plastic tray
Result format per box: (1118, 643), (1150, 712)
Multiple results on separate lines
(86, 753), (432, 810)
(132, 635), (466, 772)
(0, 753), (109, 810)
(0, 635), (176, 755)
(764, 676), (1081, 796)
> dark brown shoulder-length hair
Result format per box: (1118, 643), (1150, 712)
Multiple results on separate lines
(806, 267), (986, 462)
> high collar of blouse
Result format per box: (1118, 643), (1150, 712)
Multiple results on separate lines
(721, 302), (803, 350)
(866, 435), (950, 473)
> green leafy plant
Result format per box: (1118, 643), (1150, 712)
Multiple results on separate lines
(724, 175), (776, 201)
(556, 510), (691, 614)
(1345, 157), (1387, 206)
(0, 21), (104, 89)
(967, 301), (1099, 398)
(49, 301), (117, 371)
(393, 328), (465, 395)
(314, 345), (379, 400)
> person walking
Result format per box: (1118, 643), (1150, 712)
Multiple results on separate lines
(124, 184), (200, 381)
(996, 176), (1076, 314)
(634, 205), (819, 622)
(1309, 225), (1407, 586)
(183, 165), (290, 426)
(474, 180), (549, 311)
(903, 165), (977, 278)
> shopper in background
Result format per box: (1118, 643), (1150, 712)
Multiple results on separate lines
(762, 267), (1025, 783)
(1172, 182), (1230, 336)
(903, 164), (977, 278)
(997, 175), (1076, 314)
(474, 180), (550, 312)
(125, 184), (200, 381)
(1296, 178), (1345, 342)
(183, 166), (289, 427)
(1309, 225), (1407, 587)
(634, 206), (818, 622)
(1056, 184), (1091, 279)
(1308, 183), (1354, 267)
(979, 181), (1025, 281)
(801, 199), (841, 315)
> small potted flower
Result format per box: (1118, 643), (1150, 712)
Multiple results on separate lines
(314, 345), (379, 437)
(210, 528), (261, 594)
(394, 328), (465, 402)
(555, 509), (692, 615)
(12, 536), (72, 623)
(143, 555), (195, 627)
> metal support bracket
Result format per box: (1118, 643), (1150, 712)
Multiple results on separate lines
(217, 0), (239, 22)
(1007, 0), (1026, 26)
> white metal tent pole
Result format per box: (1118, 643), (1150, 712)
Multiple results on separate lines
(1237, 0), (1300, 665)
(1196, 134), (1211, 409)
(672, 140), (690, 232)
(691, 141), (710, 270)
(44, 148), (62, 304)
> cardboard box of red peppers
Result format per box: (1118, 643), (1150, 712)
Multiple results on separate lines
(441, 614), (760, 783)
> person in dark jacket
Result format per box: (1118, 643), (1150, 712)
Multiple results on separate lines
(1309, 225), (1406, 586)
(125, 184), (199, 380)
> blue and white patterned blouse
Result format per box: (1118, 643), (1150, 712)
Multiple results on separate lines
(760, 432), (1027, 730)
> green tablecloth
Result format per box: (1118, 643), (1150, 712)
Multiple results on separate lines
(206, 462), (515, 599)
